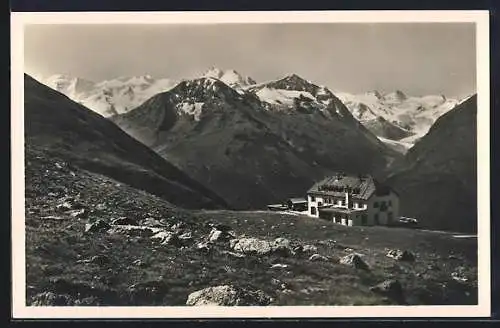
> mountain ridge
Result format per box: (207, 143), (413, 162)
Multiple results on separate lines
(25, 73), (228, 210)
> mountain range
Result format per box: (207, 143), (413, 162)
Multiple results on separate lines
(110, 73), (396, 209)
(42, 69), (464, 152)
(33, 68), (478, 232)
(25, 74), (227, 210)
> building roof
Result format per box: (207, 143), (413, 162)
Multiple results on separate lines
(288, 197), (307, 204)
(307, 172), (394, 200)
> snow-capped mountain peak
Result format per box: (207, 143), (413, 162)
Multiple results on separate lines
(43, 74), (178, 117)
(201, 67), (256, 89)
(44, 74), (96, 99)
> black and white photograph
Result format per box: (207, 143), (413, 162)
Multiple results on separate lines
(11, 11), (490, 318)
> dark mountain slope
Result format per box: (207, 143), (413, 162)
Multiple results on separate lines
(112, 75), (397, 209)
(363, 116), (414, 141)
(386, 95), (477, 232)
(24, 74), (227, 210)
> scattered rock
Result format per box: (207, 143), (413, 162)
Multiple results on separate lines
(67, 208), (87, 219)
(73, 296), (100, 306)
(56, 202), (73, 211)
(230, 238), (272, 256)
(386, 249), (415, 262)
(95, 203), (107, 211)
(208, 228), (234, 243)
(270, 263), (289, 269)
(111, 217), (137, 226)
(151, 231), (181, 246)
(272, 237), (294, 257)
(186, 285), (272, 306)
(196, 242), (212, 253)
(340, 254), (370, 270)
(84, 219), (110, 233)
(309, 254), (329, 262)
(132, 259), (146, 267)
(179, 231), (193, 240)
(89, 255), (109, 265)
(210, 223), (232, 232)
(142, 217), (165, 227)
(221, 250), (245, 258)
(451, 267), (469, 283)
(40, 215), (67, 221)
(77, 255), (109, 265)
(171, 222), (187, 233)
(294, 244), (319, 255)
(30, 292), (74, 306)
(109, 225), (157, 237)
(229, 237), (293, 257)
(370, 279), (405, 303)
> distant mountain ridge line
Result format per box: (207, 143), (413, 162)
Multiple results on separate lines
(39, 68), (472, 151)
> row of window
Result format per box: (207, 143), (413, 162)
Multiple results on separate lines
(310, 196), (364, 208)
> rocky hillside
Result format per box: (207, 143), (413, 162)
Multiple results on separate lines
(25, 146), (478, 306)
(386, 95), (477, 233)
(24, 74), (227, 210)
(111, 74), (398, 210)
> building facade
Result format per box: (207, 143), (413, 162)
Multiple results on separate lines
(307, 173), (399, 227)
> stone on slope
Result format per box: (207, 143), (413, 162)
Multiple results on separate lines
(340, 254), (370, 270)
(370, 279), (405, 303)
(386, 249), (415, 262)
(186, 285), (272, 306)
(84, 219), (111, 233)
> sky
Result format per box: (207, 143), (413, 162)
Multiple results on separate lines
(24, 23), (476, 98)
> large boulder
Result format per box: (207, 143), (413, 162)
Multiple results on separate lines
(386, 249), (415, 262)
(340, 254), (370, 270)
(370, 279), (405, 303)
(151, 231), (181, 246)
(111, 217), (137, 226)
(208, 227), (234, 243)
(229, 237), (293, 256)
(309, 254), (329, 262)
(186, 285), (272, 306)
(30, 291), (74, 306)
(84, 219), (110, 233)
(109, 225), (158, 237)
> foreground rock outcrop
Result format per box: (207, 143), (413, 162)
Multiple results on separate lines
(186, 285), (272, 306)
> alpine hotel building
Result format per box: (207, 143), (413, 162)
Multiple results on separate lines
(307, 173), (399, 226)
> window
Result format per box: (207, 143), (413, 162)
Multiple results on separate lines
(318, 202), (323, 207)
(311, 207), (317, 215)
(374, 202), (379, 208)
(374, 213), (379, 225)
(388, 200), (392, 206)
(310, 196), (315, 202)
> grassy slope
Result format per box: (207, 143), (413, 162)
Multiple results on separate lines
(25, 147), (477, 306)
